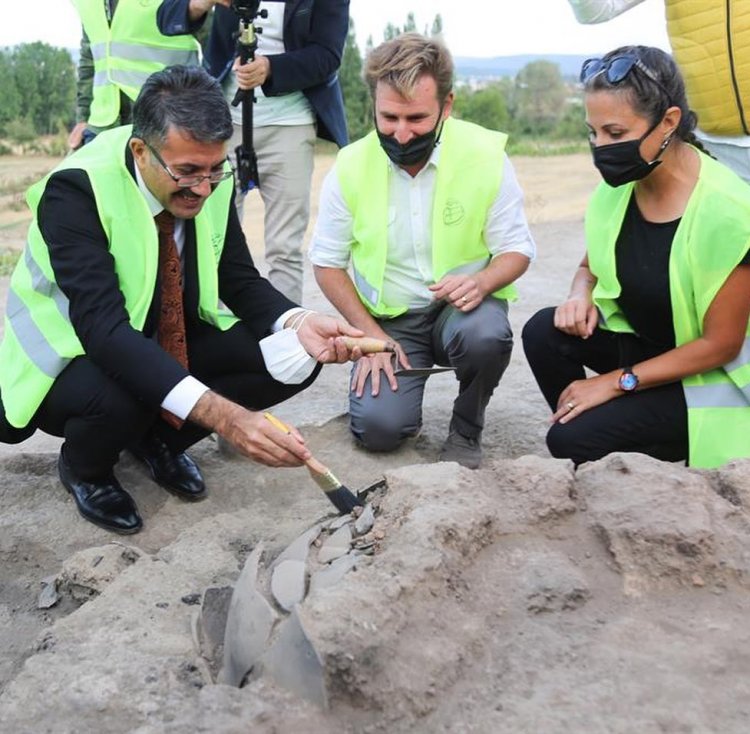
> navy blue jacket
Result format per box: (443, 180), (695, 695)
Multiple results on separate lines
(158, 0), (349, 147)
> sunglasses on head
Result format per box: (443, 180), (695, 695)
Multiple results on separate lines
(580, 54), (672, 101)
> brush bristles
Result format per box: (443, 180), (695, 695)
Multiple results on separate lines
(308, 468), (363, 513)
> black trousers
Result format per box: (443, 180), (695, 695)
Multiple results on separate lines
(3, 320), (320, 479)
(521, 307), (688, 465)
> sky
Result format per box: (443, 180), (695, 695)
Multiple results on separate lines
(1, 0), (671, 58)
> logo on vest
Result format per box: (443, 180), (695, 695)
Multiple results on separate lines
(211, 233), (223, 260)
(443, 198), (465, 226)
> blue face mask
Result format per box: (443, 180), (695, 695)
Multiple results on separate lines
(591, 119), (672, 187)
(376, 113), (445, 167)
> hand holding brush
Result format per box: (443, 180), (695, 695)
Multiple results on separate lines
(263, 412), (363, 514)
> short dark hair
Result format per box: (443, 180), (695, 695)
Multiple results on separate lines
(132, 65), (233, 148)
(582, 45), (698, 143)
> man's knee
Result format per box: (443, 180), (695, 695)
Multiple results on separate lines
(350, 410), (418, 452)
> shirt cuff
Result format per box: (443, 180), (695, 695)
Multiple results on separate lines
(161, 376), (210, 420)
(273, 307), (307, 332)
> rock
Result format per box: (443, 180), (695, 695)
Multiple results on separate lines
(220, 544), (278, 687)
(262, 607), (327, 708)
(37, 575), (59, 609)
(271, 560), (307, 612)
(196, 586), (233, 671)
(59, 543), (144, 602)
(519, 551), (590, 613)
(353, 504), (375, 536)
(272, 524), (324, 569)
(309, 552), (360, 595)
(317, 525), (352, 564)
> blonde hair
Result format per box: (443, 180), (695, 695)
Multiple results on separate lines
(364, 33), (454, 105)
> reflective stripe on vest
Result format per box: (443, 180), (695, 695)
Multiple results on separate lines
(73, 0), (200, 126)
(586, 150), (750, 467)
(0, 126), (234, 428)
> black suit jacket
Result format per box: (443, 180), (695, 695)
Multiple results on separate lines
(38, 146), (296, 410)
(158, 0), (349, 147)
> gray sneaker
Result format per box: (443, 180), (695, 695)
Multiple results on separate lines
(438, 431), (482, 469)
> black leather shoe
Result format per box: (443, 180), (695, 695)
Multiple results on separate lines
(130, 434), (206, 501)
(58, 451), (142, 534)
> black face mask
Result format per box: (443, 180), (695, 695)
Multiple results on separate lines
(591, 119), (672, 187)
(376, 113), (445, 167)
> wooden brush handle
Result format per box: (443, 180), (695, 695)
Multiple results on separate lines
(341, 336), (396, 354)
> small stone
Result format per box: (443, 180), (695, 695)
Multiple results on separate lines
(318, 525), (352, 564)
(37, 576), (59, 610)
(352, 505), (364, 518)
(373, 529), (385, 541)
(353, 504), (375, 536)
(328, 515), (352, 531)
(155, 601), (169, 609)
(271, 560), (307, 612)
(181, 593), (201, 605)
(692, 574), (705, 587)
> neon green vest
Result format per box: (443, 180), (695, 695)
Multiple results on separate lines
(72, 0), (200, 127)
(0, 125), (235, 428)
(336, 117), (517, 318)
(586, 150), (750, 468)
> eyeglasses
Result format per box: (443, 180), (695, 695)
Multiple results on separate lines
(145, 141), (234, 188)
(580, 54), (671, 100)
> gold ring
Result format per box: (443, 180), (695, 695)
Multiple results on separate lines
(461, 296), (468, 304)
(566, 401), (575, 411)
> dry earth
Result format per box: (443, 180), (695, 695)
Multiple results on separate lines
(2, 151), (749, 733)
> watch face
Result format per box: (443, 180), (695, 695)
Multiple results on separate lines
(619, 371), (639, 391)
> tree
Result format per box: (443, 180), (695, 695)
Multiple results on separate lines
(339, 20), (372, 142)
(511, 60), (567, 136)
(430, 14), (443, 37)
(0, 52), (21, 133)
(453, 83), (510, 132)
(9, 42), (75, 136)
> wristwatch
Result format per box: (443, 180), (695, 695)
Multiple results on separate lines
(618, 367), (639, 393)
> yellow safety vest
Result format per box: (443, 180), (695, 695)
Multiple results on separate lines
(72, 0), (200, 127)
(586, 149), (750, 468)
(0, 125), (235, 428)
(666, 0), (750, 135)
(336, 117), (517, 318)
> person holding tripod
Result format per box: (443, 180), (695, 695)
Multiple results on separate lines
(159, 0), (350, 303)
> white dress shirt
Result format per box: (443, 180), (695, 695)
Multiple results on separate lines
(135, 166), (313, 420)
(309, 141), (536, 309)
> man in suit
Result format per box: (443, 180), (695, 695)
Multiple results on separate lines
(158, 0), (350, 303)
(0, 65), (362, 534)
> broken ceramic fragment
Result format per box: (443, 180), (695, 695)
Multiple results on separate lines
(271, 559), (306, 611)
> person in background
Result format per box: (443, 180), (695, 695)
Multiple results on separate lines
(158, 0), (350, 303)
(310, 34), (535, 470)
(68, 0), (201, 150)
(567, 0), (750, 183)
(522, 46), (750, 469)
(1, 65), (363, 535)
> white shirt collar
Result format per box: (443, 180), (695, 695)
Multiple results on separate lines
(134, 160), (165, 217)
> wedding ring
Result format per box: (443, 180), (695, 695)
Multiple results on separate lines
(566, 401), (575, 411)
(461, 296), (468, 304)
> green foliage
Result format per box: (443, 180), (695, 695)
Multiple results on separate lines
(454, 83), (510, 132)
(4, 117), (37, 145)
(0, 43), (76, 138)
(511, 60), (567, 136)
(339, 20), (372, 142)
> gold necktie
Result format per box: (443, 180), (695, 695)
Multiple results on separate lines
(154, 210), (188, 430)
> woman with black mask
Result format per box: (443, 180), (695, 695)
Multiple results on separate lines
(522, 45), (750, 469)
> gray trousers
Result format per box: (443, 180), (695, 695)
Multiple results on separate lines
(349, 298), (513, 451)
(229, 123), (316, 303)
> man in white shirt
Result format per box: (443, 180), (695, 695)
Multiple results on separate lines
(309, 34), (536, 470)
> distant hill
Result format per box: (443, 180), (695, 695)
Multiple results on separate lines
(455, 54), (590, 81)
